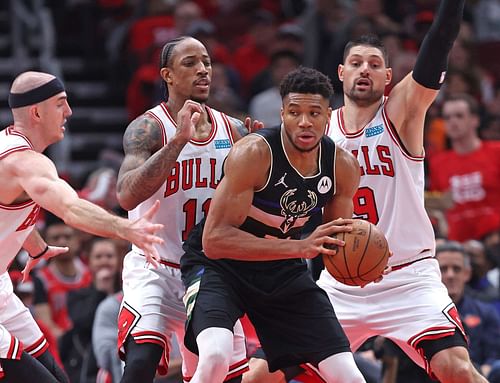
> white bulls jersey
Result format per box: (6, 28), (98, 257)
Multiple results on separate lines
(128, 103), (235, 263)
(326, 99), (435, 266)
(0, 127), (40, 273)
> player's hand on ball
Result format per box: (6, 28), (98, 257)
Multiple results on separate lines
(370, 251), (393, 286)
(323, 219), (390, 287)
(300, 218), (353, 259)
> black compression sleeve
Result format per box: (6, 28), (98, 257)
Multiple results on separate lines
(412, 0), (465, 89)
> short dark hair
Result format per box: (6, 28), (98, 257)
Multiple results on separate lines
(436, 240), (471, 268)
(442, 93), (480, 116)
(343, 34), (389, 66)
(159, 36), (191, 69)
(279, 66), (333, 100)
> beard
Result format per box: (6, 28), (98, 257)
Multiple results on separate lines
(191, 94), (209, 104)
(345, 84), (384, 107)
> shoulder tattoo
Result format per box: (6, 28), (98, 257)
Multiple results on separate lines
(122, 116), (163, 154)
(227, 116), (249, 137)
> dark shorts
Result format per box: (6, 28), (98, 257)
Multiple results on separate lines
(182, 261), (351, 372)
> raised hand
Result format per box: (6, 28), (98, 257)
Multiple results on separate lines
(244, 116), (264, 133)
(22, 246), (69, 282)
(125, 200), (164, 268)
(176, 100), (203, 142)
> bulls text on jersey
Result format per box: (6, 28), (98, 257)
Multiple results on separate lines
(352, 145), (395, 177)
(164, 158), (219, 197)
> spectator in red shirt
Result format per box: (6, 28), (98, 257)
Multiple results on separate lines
(429, 93), (500, 241)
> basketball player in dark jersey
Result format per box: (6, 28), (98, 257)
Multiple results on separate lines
(180, 67), (366, 383)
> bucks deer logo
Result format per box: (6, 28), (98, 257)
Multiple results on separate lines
(279, 188), (318, 233)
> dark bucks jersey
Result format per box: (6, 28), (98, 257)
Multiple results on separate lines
(181, 127), (337, 279)
(241, 128), (336, 241)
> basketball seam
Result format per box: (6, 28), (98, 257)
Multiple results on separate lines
(341, 231), (355, 283)
(323, 251), (345, 281)
(356, 222), (372, 281)
(358, 246), (389, 279)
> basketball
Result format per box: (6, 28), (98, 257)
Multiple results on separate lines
(323, 219), (389, 286)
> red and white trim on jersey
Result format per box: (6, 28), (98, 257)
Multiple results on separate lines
(0, 334), (23, 378)
(183, 358), (249, 383)
(334, 108), (365, 138)
(128, 103), (235, 263)
(6, 336), (23, 360)
(0, 199), (36, 211)
(5, 127), (34, 148)
(408, 302), (466, 349)
(117, 301), (141, 360)
(145, 110), (167, 147)
(159, 103), (219, 146)
(117, 302), (171, 376)
(216, 110), (235, 146)
(132, 330), (171, 375)
(326, 98), (435, 267)
(24, 335), (48, 358)
(381, 105), (424, 162)
(408, 325), (457, 348)
(0, 146), (32, 161)
(225, 358), (250, 381)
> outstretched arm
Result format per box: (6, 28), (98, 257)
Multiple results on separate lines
(6, 151), (163, 261)
(117, 100), (202, 210)
(386, 0), (465, 156)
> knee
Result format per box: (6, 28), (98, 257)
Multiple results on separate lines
(431, 348), (476, 382)
(198, 348), (231, 372)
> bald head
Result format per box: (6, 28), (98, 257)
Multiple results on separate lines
(10, 71), (56, 94)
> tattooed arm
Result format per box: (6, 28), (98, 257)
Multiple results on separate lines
(117, 101), (203, 211)
(116, 116), (181, 211)
(227, 116), (264, 142)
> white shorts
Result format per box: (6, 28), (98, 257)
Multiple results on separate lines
(317, 258), (465, 372)
(119, 251), (248, 382)
(0, 272), (48, 378)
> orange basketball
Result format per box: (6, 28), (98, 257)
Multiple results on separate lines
(323, 219), (389, 286)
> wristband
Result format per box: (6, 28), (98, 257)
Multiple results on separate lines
(30, 245), (49, 260)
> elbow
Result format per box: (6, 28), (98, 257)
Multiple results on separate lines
(202, 231), (223, 259)
(116, 191), (137, 211)
(58, 204), (80, 228)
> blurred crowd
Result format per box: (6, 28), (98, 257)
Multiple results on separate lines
(5, 0), (500, 382)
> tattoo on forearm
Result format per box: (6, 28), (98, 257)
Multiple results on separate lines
(118, 117), (185, 205)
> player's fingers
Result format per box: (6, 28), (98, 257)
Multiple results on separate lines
(142, 200), (161, 221)
(382, 265), (392, 275)
(329, 218), (354, 226)
(323, 224), (352, 237)
(244, 116), (251, 131)
(252, 120), (264, 132)
(145, 251), (160, 268)
(191, 111), (201, 126)
(145, 233), (164, 245)
(21, 265), (32, 283)
(323, 235), (345, 247)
